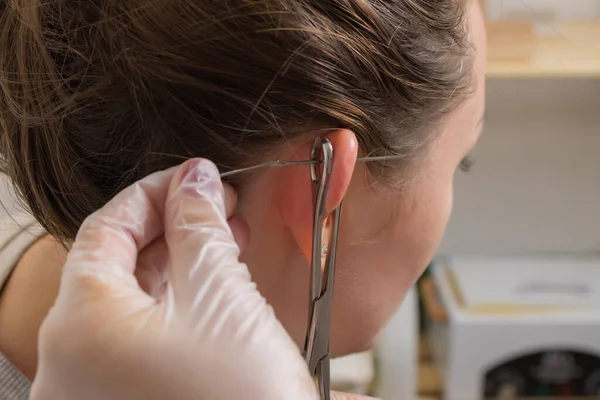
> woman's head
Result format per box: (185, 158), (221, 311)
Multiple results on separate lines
(0, 0), (485, 354)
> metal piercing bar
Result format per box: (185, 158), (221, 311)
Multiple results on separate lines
(219, 154), (402, 178)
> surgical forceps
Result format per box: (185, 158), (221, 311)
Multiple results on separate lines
(302, 137), (340, 400)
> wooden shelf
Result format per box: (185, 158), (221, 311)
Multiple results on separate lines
(486, 21), (600, 79)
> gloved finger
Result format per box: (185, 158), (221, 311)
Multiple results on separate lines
(331, 392), (380, 400)
(135, 183), (243, 298)
(163, 159), (253, 314)
(135, 238), (169, 297)
(60, 167), (178, 299)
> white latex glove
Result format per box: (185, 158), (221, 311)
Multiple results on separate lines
(31, 159), (376, 400)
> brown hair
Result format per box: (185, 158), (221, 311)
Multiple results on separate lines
(0, 0), (472, 242)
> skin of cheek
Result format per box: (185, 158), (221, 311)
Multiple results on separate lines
(327, 159), (454, 354)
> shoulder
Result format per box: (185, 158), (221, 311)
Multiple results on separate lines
(0, 175), (66, 380)
(0, 235), (66, 380)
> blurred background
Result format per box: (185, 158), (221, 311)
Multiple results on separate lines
(331, 1), (600, 399)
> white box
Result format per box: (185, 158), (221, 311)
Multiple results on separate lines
(429, 256), (600, 400)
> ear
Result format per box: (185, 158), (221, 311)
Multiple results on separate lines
(274, 129), (358, 262)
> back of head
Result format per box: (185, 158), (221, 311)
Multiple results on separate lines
(0, 0), (472, 241)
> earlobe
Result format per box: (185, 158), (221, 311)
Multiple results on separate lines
(275, 129), (358, 262)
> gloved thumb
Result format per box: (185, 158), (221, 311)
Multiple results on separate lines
(331, 392), (381, 400)
(161, 159), (258, 323)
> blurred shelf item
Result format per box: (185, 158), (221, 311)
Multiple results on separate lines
(418, 257), (600, 400)
(418, 349), (442, 396)
(418, 279), (444, 399)
(419, 275), (448, 323)
(417, 335), (597, 400)
(330, 351), (374, 395)
(486, 21), (600, 78)
(374, 287), (418, 400)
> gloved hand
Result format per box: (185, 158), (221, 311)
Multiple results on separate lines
(31, 159), (376, 400)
